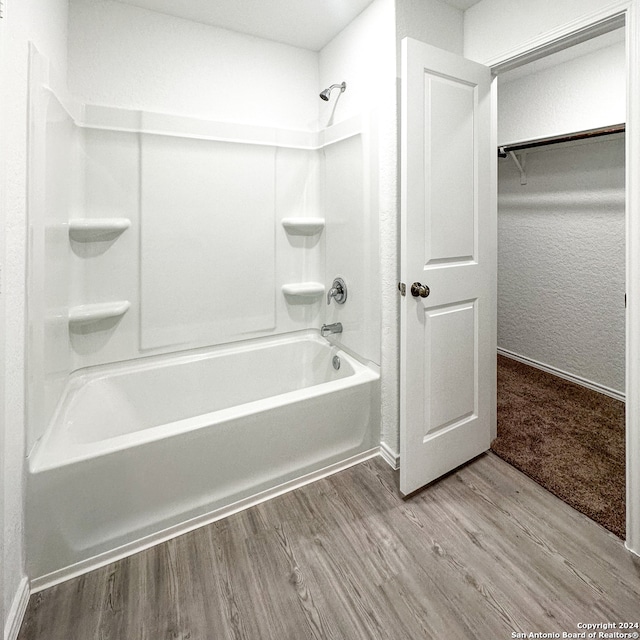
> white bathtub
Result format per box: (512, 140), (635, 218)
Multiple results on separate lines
(27, 331), (380, 588)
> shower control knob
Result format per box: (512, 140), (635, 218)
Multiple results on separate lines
(327, 277), (347, 305)
(410, 282), (430, 298)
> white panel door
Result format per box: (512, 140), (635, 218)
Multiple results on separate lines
(400, 38), (496, 495)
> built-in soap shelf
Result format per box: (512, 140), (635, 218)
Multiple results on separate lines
(281, 283), (325, 300)
(281, 217), (325, 236)
(69, 218), (131, 241)
(68, 301), (131, 327)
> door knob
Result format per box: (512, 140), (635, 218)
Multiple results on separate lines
(410, 282), (430, 298)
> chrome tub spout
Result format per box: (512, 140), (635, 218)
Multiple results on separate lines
(321, 322), (343, 338)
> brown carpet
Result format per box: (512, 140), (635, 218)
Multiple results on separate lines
(492, 355), (626, 538)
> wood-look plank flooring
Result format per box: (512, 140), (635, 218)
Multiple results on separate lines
(19, 453), (640, 640)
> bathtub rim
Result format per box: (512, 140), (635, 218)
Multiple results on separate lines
(29, 330), (379, 473)
(66, 328), (367, 384)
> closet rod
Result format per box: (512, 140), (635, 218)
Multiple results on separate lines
(498, 123), (625, 157)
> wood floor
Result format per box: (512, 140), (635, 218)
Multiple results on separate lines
(19, 453), (640, 640)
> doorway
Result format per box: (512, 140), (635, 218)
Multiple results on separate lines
(400, 2), (640, 554)
(490, 28), (627, 538)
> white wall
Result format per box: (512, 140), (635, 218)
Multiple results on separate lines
(68, 0), (319, 130)
(0, 17), (5, 630)
(464, 0), (622, 64)
(397, 0), (464, 60)
(319, 0), (396, 126)
(498, 34), (625, 145)
(0, 0), (68, 636)
(498, 136), (625, 393)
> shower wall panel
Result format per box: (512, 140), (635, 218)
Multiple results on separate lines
(275, 146), (325, 328)
(27, 55), (77, 452)
(69, 128), (140, 367)
(324, 133), (380, 365)
(140, 135), (276, 350)
(69, 119), (329, 367)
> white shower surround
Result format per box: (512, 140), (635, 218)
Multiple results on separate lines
(27, 332), (380, 589)
(27, 66), (380, 449)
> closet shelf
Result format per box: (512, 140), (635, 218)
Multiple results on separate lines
(69, 218), (131, 241)
(68, 301), (131, 326)
(281, 218), (325, 235)
(281, 283), (325, 300)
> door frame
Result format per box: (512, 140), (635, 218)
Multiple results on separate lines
(484, 0), (640, 555)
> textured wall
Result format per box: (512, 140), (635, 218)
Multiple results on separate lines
(396, 0), (463, 68)
(497, 30), (626, 394)
(464, 0), (621, 64)
(68, 0), (319, 130)
(498, 36), (625, 146)
(498, 136), (625, 393)
(0, 0), (68, 633)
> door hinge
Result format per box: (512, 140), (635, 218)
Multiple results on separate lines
(398, 282), (406, 296)
(0, 1), (5, 19)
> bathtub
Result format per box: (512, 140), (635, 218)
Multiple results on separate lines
(27, 331), (380, 588)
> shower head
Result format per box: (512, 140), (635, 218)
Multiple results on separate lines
(319, 81), (347, 101)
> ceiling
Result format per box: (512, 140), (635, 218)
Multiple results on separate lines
(115, 0), (484, 51)
(441, 0), (482, 10)
(115, 0), (376, 51)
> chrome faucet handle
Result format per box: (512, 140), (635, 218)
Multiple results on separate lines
(327, 277), (347, 305)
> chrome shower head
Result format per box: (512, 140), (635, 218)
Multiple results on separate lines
(319, 81), (346, 101)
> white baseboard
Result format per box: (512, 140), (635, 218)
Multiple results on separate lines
(4, 577), (29, 640)
(30, 447), (380, 593)
(498, 348), (625, 402)
(379, 441), (399, 470)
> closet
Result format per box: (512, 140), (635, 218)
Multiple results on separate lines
(491, 29), (627, 538)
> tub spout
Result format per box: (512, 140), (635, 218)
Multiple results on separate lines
(321, 322), (343, 338)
